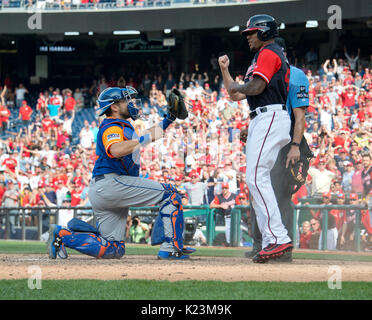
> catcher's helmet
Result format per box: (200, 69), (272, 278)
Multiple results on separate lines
(241, 14), (278, 42)
(96, 86), (142, 120)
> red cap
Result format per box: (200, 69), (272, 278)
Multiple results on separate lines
(238, 192), (247, 199)
(222, 182), (229, 189)
(346, 161), (354, 167)
(337, 193), (345, 199)
(339, 148), (347, 153)
(322, 192), (331, 198)
(349, 193), (358, 200)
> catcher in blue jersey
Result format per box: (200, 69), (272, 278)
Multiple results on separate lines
(47, 86), (195, 260)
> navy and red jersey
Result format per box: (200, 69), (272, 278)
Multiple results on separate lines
(244, 42), (290, 111)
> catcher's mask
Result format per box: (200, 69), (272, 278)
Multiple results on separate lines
(96, 86), (145, 120)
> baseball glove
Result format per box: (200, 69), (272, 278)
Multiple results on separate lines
(281, 138), (313, 194)
(167, 88), (188, 120)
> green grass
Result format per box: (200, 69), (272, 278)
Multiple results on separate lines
(1, 240), (372, 262)
(1, 240), (371, 300)
(0, 279), (371, 300)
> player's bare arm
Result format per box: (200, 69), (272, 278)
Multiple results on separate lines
(229, 76), (267, 96)
(218, 55), (246, 101)
(286, 107), (306, 168)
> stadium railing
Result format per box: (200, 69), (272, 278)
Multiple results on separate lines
(0, 203), (369, 252)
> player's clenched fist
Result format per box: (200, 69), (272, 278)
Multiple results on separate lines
(218, 55), (230, 70)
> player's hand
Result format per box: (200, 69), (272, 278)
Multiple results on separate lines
(218, 55), (230, 70)
(286, 146), (301, 168)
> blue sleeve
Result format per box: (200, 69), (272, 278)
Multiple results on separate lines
(287, 67), (309, 110)
(123, 126), (137, 140)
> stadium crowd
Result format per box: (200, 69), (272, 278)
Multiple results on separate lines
(0, 49), (372, 251)
(1, 0), (263, 10)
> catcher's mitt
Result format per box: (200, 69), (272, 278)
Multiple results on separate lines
(167, 88), (188, 120)
(281, 138), (313, 194)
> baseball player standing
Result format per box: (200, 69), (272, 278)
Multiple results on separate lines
(219, 14), (293, 263)
(245, 37), (311, 262)
(47, 86), (195, 260)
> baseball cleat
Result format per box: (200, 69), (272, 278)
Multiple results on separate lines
(252, 242), (293, 263)
(47, 224), (67, 259)
(182, 247), (196, 254)
(157, 250), (190, 260)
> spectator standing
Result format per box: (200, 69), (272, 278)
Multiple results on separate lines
(2, 180), (19, 235)
(352, 159), (364, 193)
(79, 120), (95, 150)
(308, 218), (321, 249)
(18, 100), (33, 128)
(308, 159), (337, 196)
(64, 91), (76, 118)
(183, 172), (208, 205)
(210, 182), (237, 246)
(339, 193), (360, 250)
(15, 83), (28, 108)
(344, 46), (360, 72)
(329, 192), (347, 233)
(90, 121), (99, 144)
(48, 91), (62, 121)
(342, 161), (355, 192)
(0, 101), (11, 135)
(361, 154), (372, 197)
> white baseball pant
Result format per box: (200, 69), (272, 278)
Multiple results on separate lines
(245, 105), (292, 249)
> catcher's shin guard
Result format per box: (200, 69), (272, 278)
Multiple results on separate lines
(152, 189), (184, 252)
(57, 229), (125, 259)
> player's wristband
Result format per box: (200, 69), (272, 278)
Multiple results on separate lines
(159, 114), (175, 131)
(291, 142), (300, 147)
(139, 133), (151, 147)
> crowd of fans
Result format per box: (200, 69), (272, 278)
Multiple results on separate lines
(1, 0), (262, 10)
(0, 48), (372, 251)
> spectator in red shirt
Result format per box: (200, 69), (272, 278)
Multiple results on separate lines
(299, 221), (312, 249)
(2, 152), (18, 176)
(341, 85), (358, 110)
(329, 192), (347, 233)
(18, 100), (33, 127)
(36, 92), (48, 117)
(63, 91), (76, 118)
(70, 183), (82, 207)
(41, 114), (55, 135)
(0, 103), (11, 135)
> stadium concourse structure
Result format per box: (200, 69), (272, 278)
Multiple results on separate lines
(0, 0), (370, 87)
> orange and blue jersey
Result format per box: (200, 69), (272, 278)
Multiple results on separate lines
(92, 117), (140, 178)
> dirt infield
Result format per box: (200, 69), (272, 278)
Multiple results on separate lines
(1, 253), (372, 282)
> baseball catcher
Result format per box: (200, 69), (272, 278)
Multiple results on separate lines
(47, 86), (194, 260)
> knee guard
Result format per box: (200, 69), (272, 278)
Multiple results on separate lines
(151, 189), (184, 252)
(58, 229), (125, 259)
